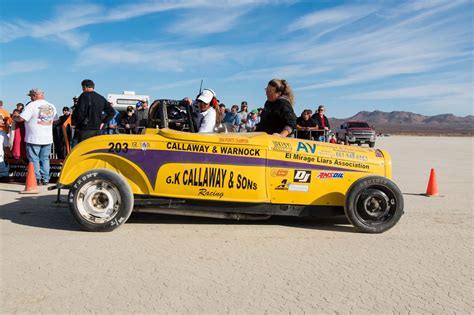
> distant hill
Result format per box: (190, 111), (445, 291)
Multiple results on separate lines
(329, 110), (473, 135)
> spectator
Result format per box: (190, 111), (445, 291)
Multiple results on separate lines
(53, 106), (72, 159)
(72, 79), (115, 143)
(238, 101), (249, 131)
(182, 89), (221, 133)
(135, 100), (149, 128)
(13, 88), (57, 185)
(120, 106), (138, 134)
(16, 103), (25, 113)
(0, 125), (8, 177)
(329, 133), (337, 144)
(196, 89), (221, 133)
(0, 100), (12, 133)
(223, 105), (241, 130)
(245, 109), (259, 132)
(296, 109), (318, 140)
(10, 109), (27, 161)
(312, 105), (330, 141)
(104, 109), (121, 134)
(256, 79), (297, 137)
(218, 103), (226, 122)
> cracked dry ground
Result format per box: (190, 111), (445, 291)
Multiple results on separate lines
(1, 136), (472, 313)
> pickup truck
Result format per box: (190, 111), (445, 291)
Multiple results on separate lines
(336, 121), (376, 147)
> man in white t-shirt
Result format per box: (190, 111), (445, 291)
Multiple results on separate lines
(13, 88), (57, 185)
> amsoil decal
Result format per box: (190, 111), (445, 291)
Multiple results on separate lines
(316, 172), (344, 179)
(293, 170), (311, 183)
(166, 167), (257, 190)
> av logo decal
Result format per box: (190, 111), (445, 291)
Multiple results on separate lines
(296, 142), (316, 154)
(294, 170), (311, 183)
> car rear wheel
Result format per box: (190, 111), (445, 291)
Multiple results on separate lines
(345, 176), (403, 233)
(68, 169), (134, 232)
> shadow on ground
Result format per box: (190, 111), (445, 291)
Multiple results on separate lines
(0, 192), (355, 233)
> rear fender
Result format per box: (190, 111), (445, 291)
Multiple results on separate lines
(59, 153), (151, 194)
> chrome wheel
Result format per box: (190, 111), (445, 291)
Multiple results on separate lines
(76, 180), (121, 224)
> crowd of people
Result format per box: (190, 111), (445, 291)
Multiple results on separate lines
(0, 78), (334, 182)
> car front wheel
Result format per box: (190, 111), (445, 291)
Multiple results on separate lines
(345, 176), (404, 233)
(68, 169), (134, 232)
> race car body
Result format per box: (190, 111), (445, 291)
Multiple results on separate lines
(57, 127), (403, 233)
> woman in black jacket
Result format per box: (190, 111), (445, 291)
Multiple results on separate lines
(256, 79), (297, 137)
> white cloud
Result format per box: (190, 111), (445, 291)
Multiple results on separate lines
(75, 42), (231, 71)
(0, 60), (48, 76)
(151, 79), (203, 91)
(0, 0), (282, 47)
(167, 9), (247, 35)
(287, 4), (377, 33)
(226, 65), (332, 81)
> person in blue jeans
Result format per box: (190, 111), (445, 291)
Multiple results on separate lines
(13, 88), (57, 185)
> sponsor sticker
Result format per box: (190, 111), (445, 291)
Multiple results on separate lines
(275, 179), (289, 190)
(316, 172), (344, 179)
(271, 141), (292, 152)
(296, 142), (316, 154)
(271, 169), (288, 177)
(288, 184), (309, 192)
(293, 170), (311, 183)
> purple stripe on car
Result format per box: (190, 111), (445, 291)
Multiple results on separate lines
(85, 149), (362, 188)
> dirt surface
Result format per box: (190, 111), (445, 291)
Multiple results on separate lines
(1, 136), (472, 313)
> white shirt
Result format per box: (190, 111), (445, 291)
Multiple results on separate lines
(198, 107), (217, 133)
(0, 130), (8, 162)
(20, 99), (57, 145)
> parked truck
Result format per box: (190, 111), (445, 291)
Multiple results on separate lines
(336, 121), (376, 147)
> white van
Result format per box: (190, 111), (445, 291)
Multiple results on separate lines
(107, 91), (150, 112)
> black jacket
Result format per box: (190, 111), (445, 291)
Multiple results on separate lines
(256, 97), (297, 135)
(72, 91), (115, 130)
(311, 114), (330, 130)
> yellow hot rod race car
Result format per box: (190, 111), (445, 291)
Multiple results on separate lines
(53, 100), (403, 233)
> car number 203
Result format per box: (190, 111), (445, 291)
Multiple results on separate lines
(108, 142), (129, 153)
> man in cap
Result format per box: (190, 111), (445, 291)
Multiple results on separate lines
(72, 79), (115, 143)
(13, 88), (57, 185)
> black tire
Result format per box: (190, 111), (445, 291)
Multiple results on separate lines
(369, 142), (375, 148)
(68, 169), (134, 232)
(345, 176), (404, 233)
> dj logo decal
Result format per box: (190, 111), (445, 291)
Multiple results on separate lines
(293, 170), (311, 183)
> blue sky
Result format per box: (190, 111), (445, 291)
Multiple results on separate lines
(1, 0), (472, 118)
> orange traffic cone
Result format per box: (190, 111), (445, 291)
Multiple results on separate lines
(20, 162), (39, 194)
(425, 168), (439, 197)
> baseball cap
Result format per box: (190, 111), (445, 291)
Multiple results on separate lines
(197, 89), (216, 104)
(251, 109), (258, 114)
(27, 88), (44, 96)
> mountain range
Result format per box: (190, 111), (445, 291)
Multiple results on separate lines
(329, 111), (473, 135)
